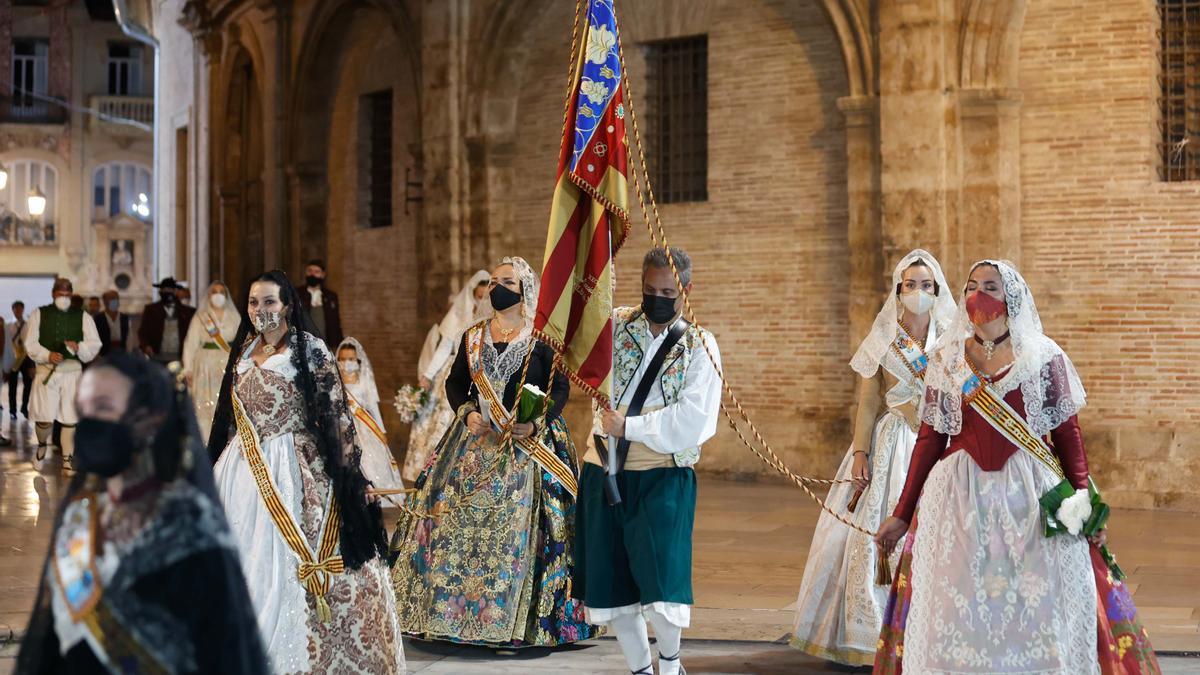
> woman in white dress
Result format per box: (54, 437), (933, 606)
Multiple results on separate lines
(403, 270), (490, 481)
(791, 250), (956, 666)
(337, 337), (405, 505)
(182, 281), (241, 442)
(207, 270), (404, 674)
(873, 260), (1159, 674)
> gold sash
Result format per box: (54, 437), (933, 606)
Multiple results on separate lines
(231, 389), (344, 622)
(963, 372), (1065, 481)
(202, 313), (231, 353)
(467, 332), (578, 496)
(347, 392), (388, 445)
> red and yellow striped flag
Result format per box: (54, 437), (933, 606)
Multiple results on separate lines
(534, 0), (629, 408)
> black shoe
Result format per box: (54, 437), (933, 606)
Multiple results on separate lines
(0, 436), (11, 447)
(36, 444), (46, 461)
(632, 666), (653, 675)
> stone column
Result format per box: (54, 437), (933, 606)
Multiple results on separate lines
(877, 0), (953, 270)
(838, 95), (884, 352)
(257, 0), (290, 273)
(955, 88), (1022, 268)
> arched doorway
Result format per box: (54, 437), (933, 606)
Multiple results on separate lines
(215, 47), (264, 299)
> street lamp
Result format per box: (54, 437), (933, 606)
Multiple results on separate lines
(27, 186), (46, 217)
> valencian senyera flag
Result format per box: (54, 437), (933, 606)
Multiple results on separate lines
(534, 0), (629, 408)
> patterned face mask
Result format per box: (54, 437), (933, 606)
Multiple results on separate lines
(966, 291), (1007, 326)
(252, 309), (282, 333)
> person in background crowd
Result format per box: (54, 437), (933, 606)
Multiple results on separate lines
(84, 297), (102, 317)
(7, 301), (34, 419)
(139, 278), (196, 367)
(297, 259), (343, 349)
(404, 270), (491, 481)
(95, 290), (131, 357)
(182, 282), (240, 443)
(23, 279), (102, 462)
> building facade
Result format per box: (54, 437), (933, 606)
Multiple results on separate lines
(121, 0), (1200, 511)
(0, 0), (155, 308)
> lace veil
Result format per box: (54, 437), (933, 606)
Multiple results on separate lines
(439, 270), (491, 341)
(850, 249), (958, 378)
(337, 337), (381, 416)
(921, 259), (1087, 437)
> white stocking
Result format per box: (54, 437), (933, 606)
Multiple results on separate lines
(609, 611), (652, 674)
(647, 608), (684, 675)
(60, 424), (75, 459)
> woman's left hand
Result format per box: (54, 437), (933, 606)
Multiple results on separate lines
(1089, 527), (1108, 548)
(510, 422), (535, 439)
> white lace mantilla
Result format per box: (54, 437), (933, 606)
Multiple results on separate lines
(921, 260), (1086, 437)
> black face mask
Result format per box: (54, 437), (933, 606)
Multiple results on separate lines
(161, 292), (176, 305)
(642, 293), (679, 325)
(75, 418), (137, 478)
(306, 275), (324, 288)
(490, 284), (523, 312)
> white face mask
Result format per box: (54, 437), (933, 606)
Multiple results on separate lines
(339, 360), (360, 374)
(252, 309), (282, 333)
(54, 296), (72, 311)
(210, 293), (227, 309)
(900, 290), (936, 315)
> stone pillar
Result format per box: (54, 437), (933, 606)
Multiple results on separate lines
(877, 1), (953, 271)
(257, 0), (290, 274)
(419, 0), (470, 325)
(181, 0), (222, 289)
(838, 95), (884, 352)
(956, 88), (1022, 268)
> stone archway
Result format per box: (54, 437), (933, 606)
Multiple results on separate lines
(215, 46), (264, 299)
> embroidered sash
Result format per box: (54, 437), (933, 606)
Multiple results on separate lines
(890, 327), (928, 382)
(961, 372), (1066, 481)
(202, 313), (231, 352)
(231, 389), (344, 622)
(346, 391), (388, 445)
(52, 495), (169, 674)
(467, 329), (578, 496)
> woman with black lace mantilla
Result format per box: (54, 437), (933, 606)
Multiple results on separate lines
(208, 270), (404, 674)
(16, 353), (268, 674)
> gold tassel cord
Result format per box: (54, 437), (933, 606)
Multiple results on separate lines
(611, 7), (874, 540)
(875, 552), (893, 587)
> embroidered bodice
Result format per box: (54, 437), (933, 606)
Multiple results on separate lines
(893, 385), (1090, 523)
(235, 353), (307, 441)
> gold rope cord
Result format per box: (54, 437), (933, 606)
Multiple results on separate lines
(610, 9), (872, 538)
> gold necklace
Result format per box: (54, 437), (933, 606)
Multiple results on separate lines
(493, 319), (518, 342)
(261, 332), (287, 356)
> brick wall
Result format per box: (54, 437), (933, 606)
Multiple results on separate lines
(1019, 0), (1200, 510)
(496, 0), (854, 478)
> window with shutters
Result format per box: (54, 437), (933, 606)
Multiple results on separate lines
(11, 39), (50, 120)
(643, 35), (708, 203)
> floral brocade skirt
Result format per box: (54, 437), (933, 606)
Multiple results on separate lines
(390, 410), (599, 647)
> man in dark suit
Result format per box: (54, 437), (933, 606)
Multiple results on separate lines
(138, 277), (196, 365)
(95, 290), (131, 356)
(297, 259), (343, 348)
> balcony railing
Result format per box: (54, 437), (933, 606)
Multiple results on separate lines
(89, 95), (154, 133)
(1, 94), (67, 124)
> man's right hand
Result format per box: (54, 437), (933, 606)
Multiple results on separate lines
(48, 352), (64, 364)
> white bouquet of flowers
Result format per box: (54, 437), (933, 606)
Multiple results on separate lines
(393, 384), (429, 423)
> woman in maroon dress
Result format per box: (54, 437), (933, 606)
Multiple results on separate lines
(873, 259), (1159, 675)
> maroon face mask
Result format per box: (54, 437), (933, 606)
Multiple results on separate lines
(966, 291), (1007, 326)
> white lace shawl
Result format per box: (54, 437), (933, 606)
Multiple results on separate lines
(850, 249), (958, 378)
(921, 259), (1087, 437)
(336, 337), (381, 415)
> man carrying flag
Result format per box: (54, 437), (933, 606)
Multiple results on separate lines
(531, 2), (723, 673)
